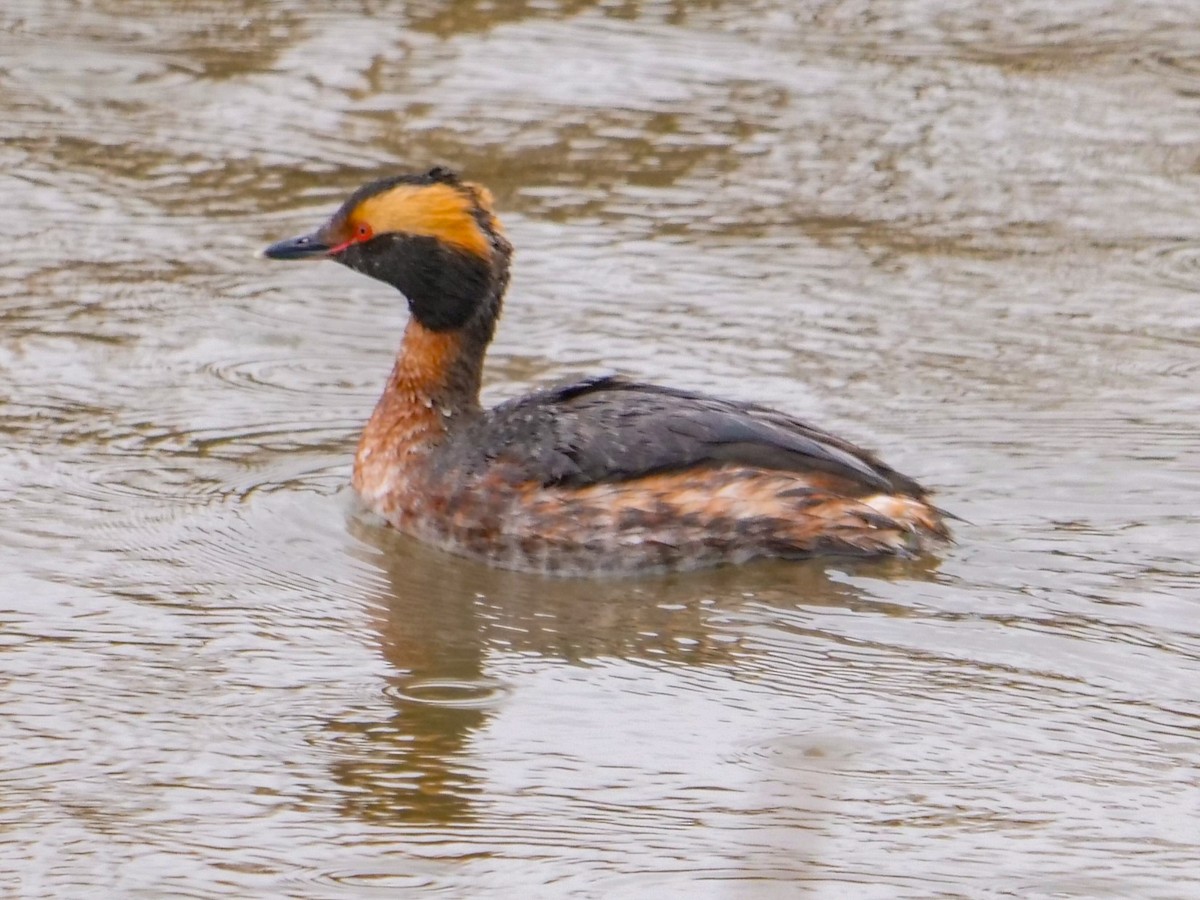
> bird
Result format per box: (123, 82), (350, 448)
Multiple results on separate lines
(262, 167), (950, 575)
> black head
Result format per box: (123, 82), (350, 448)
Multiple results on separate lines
(263, 167), (511, 332)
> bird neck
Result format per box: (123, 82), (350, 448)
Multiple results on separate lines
(355, 273), (504, 468)
(353, 235), (512, 496)
(352, 317), (485, 502)
(391, 313), (491, 418)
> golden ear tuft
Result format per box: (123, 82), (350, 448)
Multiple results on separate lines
(355, 182), (493, 258)
(463, 182), (503, 234)
(468, 183), (494, 209)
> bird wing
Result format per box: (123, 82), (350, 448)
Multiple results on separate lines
(458, 375), (925, 496)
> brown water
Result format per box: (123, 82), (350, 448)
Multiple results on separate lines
(3, 0), (1199, 896)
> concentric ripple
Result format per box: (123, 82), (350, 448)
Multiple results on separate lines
(1136, 239), (1200, 291)
(384, 678), (512, 710)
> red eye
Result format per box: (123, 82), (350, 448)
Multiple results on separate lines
(356, 223), (372, 240)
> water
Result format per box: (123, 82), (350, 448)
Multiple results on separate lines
(2, 0), (1199, 896)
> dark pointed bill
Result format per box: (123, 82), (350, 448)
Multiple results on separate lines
(261, 231), (330, 260)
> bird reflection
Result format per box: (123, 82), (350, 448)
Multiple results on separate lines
(324, 513), (943, 828)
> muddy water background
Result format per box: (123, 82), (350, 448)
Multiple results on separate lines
(3, 0), (1199, 896)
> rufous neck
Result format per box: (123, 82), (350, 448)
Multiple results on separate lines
(390, 317), (487, 418)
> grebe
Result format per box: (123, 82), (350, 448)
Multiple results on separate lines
(263, 167), (949, 574)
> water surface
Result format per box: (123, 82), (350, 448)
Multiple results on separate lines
(2, 0), (1198, 896)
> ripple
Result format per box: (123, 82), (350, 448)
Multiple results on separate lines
(384, 678), (512, 710)
(731, 729), (1026, 794)
(1133, 239), (1200, 294)
(1140, 49), (1200, 96)
(62, 457), (347, 511)
(204, 354), (370, 397)
(295, 866), (438, 893)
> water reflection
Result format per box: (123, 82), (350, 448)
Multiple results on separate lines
(330, 519), (746, 827)
(326, 516), (946, 830)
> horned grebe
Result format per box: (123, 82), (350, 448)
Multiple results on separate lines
(263, 167), (949, 574)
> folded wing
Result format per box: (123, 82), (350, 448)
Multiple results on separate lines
(459, 375), (926, 497)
